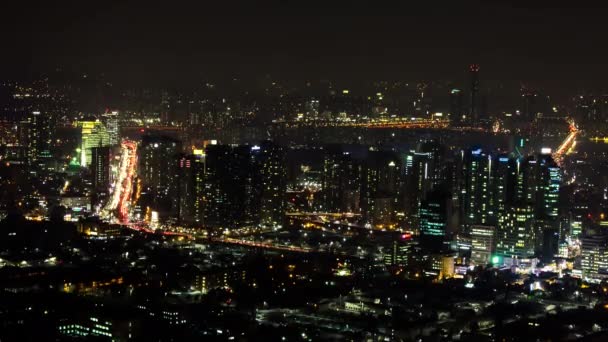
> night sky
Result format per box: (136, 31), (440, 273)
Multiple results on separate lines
(2, 1), (608, 96)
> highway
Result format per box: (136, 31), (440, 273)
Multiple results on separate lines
(553, 121), (578, 166)
(101, 140), (138, 224)
(209, 237), (312, 253)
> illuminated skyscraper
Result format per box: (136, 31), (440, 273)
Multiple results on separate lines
(450, 88), (464, 123)
(91, 146), (111, 191)
(419, 187), (451, 252)
(534, 152), (561, 258)
(537, 152), (561, 221)
(496, 205), (535, 259)
(254, 141), (287, 228)
(139, 135), (182, 216)
(460, 148), (492, 229)
(322, 147), (361, 213)
(469, 64), (480, 121)
(78, 119), (110, 167)
(102, 111), (120, 145)
(581, 234), (608, 283)
(176, 154), (204, 223)
(470, 225), (495, 266)
(361, 151), (401, 227)
(201, 144), (260, 228)
(27, 111), (53, 162)
(384, 234), (417, 268)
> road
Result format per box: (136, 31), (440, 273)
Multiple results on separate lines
(101, 140), (138, 224)
(553, 121), (578, 166)
(209, 237), (312, 253)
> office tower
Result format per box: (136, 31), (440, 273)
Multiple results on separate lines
(360, 151), (401, 228)
(496, 205), (535, 259)
(536, 152), (561, 221)
(384, 235), (417, 267)
(492, 155), (520, 226)
(532, 152), (561, 255)
(460, 148), (492, 229)
(469, 64), (480, 121)
(322, 147), (361, 213)
(581, 233), (608, 283)
(201, 144), (259, 228)
(418, 139), (446, 190)
(139, 135), (182, 216)
(91, 146), (111, 191)
(254, 141), (287, 227)
(419, 187), (451, 252)
(403, 152), (430, 217)
(176, 154), (204, 223)
(569, 209), (585, 238)
(470, 225), (496, 266)
(160, 91), (171, 124)
(102, 111), (120, 145)
(450, 88), (464, 124)
(304, 98), (320, 121)
(78, 119), (110, 167)
(27, 111), (53, 162)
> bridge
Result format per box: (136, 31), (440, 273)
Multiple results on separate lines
(553, 121), (578, 166)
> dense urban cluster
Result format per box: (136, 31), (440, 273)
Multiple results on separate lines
(2, 65), (608, 341)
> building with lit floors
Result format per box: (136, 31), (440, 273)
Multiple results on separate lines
(26, 110), (53, 163)
(102, 111), (120, 145)
(470, 225), (496, 266)
(419, 187), (451, 252)
(322, 147), (362, 213)
(176, 153), (205, 223)
(383, 234), (417, 268)
(403, 151), (432, 225)
(200, 143), (282, 229)
(450, 88), (464, 124)
(91, 146), (111, 192)
(139, 134), (182, 218)
(459, 147), (493, 230)
(360, 151), (401, 228)
(581, 233), (608, 283)
(77, 118), (111, 167)
(495, 205), (535, 261)
(58, 315), (134, 341)
(469, 64), (480, 122)
(253, 141), (287, 228)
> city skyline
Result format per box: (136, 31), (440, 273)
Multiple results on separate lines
(3, 2), (608, 341)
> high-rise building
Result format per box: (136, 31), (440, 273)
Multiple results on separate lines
(521, 88), (538, 121)
(27, 111), (53, 162)
(536, 152), (561, 221)
(322, 147), (361, 213)
(383, 235), (417, 268)
(581, 233), (608, 283)
(78, 119), (111, 167)
(254, 141), (287, 228)
(403, 151), (433, 225)
(176, 154), (205, 223)
(470, 225), (496, 266)
(139, 135), (182, 216)
(419, 187), (451, 252)
(91, 146), (111, 191)
(102, 111), (120, 145)
(460, 148), (492, 229)
(496, 205), (535, 259)
(418, 139), (446, 190)
(360, 151), (401, 227)
(469, 64), (480, 121)
(450, 88), (464, 124)
(201, 144), (259, 228)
